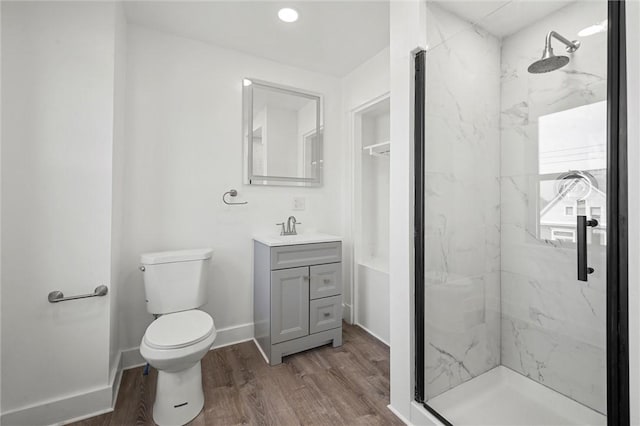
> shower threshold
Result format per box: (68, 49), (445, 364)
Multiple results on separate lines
(427, 366), (606, 426)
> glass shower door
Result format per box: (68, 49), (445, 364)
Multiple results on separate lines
(420, 0), (611, 423)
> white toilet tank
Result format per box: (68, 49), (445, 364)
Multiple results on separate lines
(140, 248), (213, 314)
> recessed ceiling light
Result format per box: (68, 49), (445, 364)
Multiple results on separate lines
(278, 8), (299, 23)
(243, 79), (252, 87)
(578, 20), (608, 37)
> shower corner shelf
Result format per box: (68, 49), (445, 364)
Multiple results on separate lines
(363, 141), (390, 157)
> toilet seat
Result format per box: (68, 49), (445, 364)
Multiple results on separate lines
(144, 310), (215, 350)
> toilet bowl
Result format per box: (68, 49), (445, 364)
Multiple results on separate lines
(140, 309), (216, 426)
(138, 248), (214, 425)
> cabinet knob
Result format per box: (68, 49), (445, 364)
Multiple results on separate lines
(323, 278), (331, 284)
(323, 312), (331, 317)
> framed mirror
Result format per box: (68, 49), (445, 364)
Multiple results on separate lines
(243, 79), (323, 186)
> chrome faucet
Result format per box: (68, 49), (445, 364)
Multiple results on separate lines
(276, 216), (302, 236)
(287, 216), (299, 235)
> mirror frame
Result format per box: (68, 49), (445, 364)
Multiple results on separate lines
(243, 78), (323, 187)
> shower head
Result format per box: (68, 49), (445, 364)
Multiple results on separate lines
(528, 47), (570, 73)
(528, 31), (580, 74)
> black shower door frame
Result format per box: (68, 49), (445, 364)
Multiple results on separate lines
(413, 2), (629, 425)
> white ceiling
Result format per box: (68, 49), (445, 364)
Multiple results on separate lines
(124, 1), (390, 77)
(437, 0), (575, 37)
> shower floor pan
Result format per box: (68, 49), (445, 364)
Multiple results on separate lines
(428, 366), (606, 426)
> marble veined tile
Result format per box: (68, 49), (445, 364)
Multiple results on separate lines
(528, 79), (606, 124)
(425, 172), (500, 279)
(500, 124), (539, 177)
(425, 273), (500, 399)
(501, 223), (607, 288)
(426, 23), (500, 127)
(501, 270), (605, 349)
(426, 2), (474, 51)
(426, 114), (500, 179)
(500, 175), (535, 226)
(501, 316), (606, 414)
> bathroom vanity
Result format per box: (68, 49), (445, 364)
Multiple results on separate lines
(253, 234), (343, 365)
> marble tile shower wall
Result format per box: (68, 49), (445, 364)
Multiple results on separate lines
(499, 1), (607, 414)
(423, 4), (502, 400)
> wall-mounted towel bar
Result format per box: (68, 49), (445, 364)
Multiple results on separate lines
(48, 285), (108, 303)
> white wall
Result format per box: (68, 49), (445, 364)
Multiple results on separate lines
(342, 48), (390, 113)
(1, 2), (121, 423)
(627, 1), (640, 424)
(117, 25), (345, 356)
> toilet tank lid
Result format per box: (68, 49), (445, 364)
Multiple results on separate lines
(140, 248), (213, 265)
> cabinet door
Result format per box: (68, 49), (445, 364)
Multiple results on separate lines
(271, 267), (310, 344)
(310, 263), (342, 299)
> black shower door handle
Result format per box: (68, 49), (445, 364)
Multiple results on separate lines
(577, 215), (598, 281)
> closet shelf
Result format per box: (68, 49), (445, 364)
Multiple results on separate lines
(363, 141), (390, 157)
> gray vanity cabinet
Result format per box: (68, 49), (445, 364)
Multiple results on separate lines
(254, 240), (343, 365)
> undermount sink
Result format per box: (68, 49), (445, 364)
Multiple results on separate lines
(253, 232), (342, 247)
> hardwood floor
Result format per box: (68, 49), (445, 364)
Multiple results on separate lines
(70, 323), (403, 426)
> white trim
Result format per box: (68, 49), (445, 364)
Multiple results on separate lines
(388, 403), (413, 425)
(252, 338), (270, 364)
(355, 321), (390, 346)
(121, 346), (146, 370)
(122, 321), (255, 370)
(59, 408), (114, 426)
(1, 322), (257, 424)
(0, 383), (115, 426)
(1, 351), (125, 426)
(342, 302), (353, 323)
(410, 401), (445, 426)
(109, 350), (123, 405)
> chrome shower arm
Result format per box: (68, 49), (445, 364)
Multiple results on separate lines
(546, 31), (580, 52)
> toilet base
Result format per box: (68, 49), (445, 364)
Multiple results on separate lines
(152, 361), (204, 426)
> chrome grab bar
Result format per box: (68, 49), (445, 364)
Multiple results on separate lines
(48, 285), (108, 303)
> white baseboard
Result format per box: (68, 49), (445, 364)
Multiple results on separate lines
(388, 404), (413, 425)
(252, 338), (270, 364)
(410, 401), (445, 426)
(1, 322), (255, 426)
(122, 321), (255, 370)
(355, 321), (390, 346)
(109, 351), (124, 406)
(1, 352), (125, 426)
(342, 303), (353, 323)
(121, 345), (146, 370)
(0, 383), (114, 426)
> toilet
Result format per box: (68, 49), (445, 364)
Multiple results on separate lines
(139, 248), (216, 426)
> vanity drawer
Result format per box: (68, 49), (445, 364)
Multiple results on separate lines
(270, 242), (341, 270)
(310, 263), (342, 300)
(309, 295), (342, 334)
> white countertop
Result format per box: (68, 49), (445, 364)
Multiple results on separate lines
(253, 232), (342, 247)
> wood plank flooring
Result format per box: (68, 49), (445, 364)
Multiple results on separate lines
(70, 323), (403, 426)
